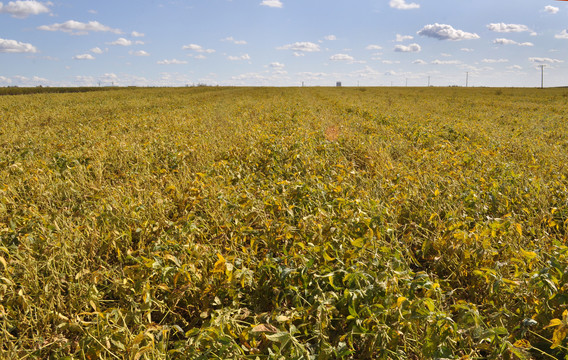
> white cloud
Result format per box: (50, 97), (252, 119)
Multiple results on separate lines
(182, 44), (215, 53)
(544, 5), (559, 14)
(293, 52), (305, 57)
(108, 38), (132, 46)
(395, 34), (413, 42)
(260, 0), (282, 8)
(412, 59), (427, 64)
(431, 59), (461, 65)
(130, 50), (149, 56)
(90, 47), (104, 54)
(194, 54), (207, 60)
(0, 0), (51, 18)
(73, 53), (94, 60)
(394, 43), (421, 52)
(0, 76), (12, 83)
(330, 53), (354, 61)
(324, 35), (337, 41)
(507, 65), (522, 70)
(228, 54), (251, 60)
(38, 20), (121, 35)
(389, 0), (419, 10)
(461, 48), (474, 52)
(482, 58), (509, 63)
(277, 41), (320, 52)
(131, 31), (145, 37)
(0, 38), (37, 53)
(487, 23), (530, 33)
(270, 62), (285, 68)
(418, 24), (479, 41)
(365, 44), (382, 50)
(555, 30), (568, 39)
(528, 57), (564, 64)
(157, 59), (188, 65)
(382, 60), (400, 64)
(493, 38), (533, 46)
(222, 36), (247, 45)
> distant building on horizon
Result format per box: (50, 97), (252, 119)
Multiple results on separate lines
(336, 81), (342, 87)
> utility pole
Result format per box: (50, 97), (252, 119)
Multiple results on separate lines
(540, 65), (545, 89)
(428, 76), (430, 87)
(465, 72), (469, 87)
(405, 78), (408, 87)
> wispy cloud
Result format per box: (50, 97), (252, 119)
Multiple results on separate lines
(221, 36), (247, 45)
(365, 44), (383, 50)
(277, 41), (320, 52)
(487, 23), (530, 33)
(493, 38), (533, 46)
(73, 53), (95, 60)
(227, 54), (251, 61)
(108, 38), (132, 46)
(389, 0), (419, 10)
(330, 53), (354, 61)
(38, 20), (121, 35)
(395, 34), (413, 42)
(260, 0), (282, 8)
(183, 44), (215, 53)
(157, 59), (188, 65)
(130, 50), (149, 56)
(528, 57), (564, 64)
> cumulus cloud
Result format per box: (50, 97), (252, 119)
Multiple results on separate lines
(90, 47), (104, 54)
(394, 43), (421, 52)
(131, 31), (144, 37)
(412, 59), (427, 64)
(157, 59), (188, 65)
(418, 24), (479, 41)
(544, 5), (559, 14)
(395, 34), (413, 42)
(365, 44), (383, 50)
(73, 54), (94, 60)
(487, 23), (530, 33)
(260, 0), (282, 8)
(228, 54), (251, 60)
(38, 20), (121, 35)
(389, 0), (419, 10)
(130, 50), (149, 56)
(108, 38), (132, 46)
(182, 44), (215, 53)
(269, 62), (285, 68)
(0, 76), (11, 83)
(277, 41), (320, 52)
(555, 30), (568, 39)
(330, 53), (354, 61)
(493, 38), (533, 46)
(222, 36), (247, 45)
(0, 38), (37, 53)
(0, 0), (51, 18)
(529, 57), (564, 64)
(324, 35), (337, 41)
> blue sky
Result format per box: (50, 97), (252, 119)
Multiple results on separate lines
(1, 0), (567, 87)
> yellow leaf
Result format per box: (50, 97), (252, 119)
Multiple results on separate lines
(515, 223), (522, 237)
(396, 297), (407, 308)
(213, 253), (226, 273)
(544, 318), (563, 329)
(551, 326), (568, 349)
(513, 339), (531, 349)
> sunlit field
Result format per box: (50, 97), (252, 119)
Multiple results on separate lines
(1, 87), (568, 359)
